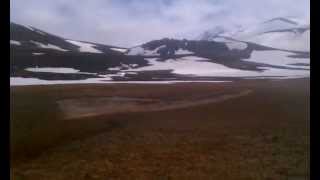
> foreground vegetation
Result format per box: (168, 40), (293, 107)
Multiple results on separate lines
(11, 79), (309, 180)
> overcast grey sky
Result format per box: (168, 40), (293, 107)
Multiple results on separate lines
(10, 0), (309, 47)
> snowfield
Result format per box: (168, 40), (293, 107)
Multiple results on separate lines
(25, 67), (97, 75)
(126, 46), (145, 56)
(126, 55), (309, 78)
(127, 45), (166, 56)
(23, 24), (35, 31)
(30, 41), (69, 52)
(242, 50), (310, 69)
(10, 40), (21, 46)
(175, 49), (194, 55)
(10, 77), (230, 86)
(110, 48), (127, 53)
(66, 40), (103, 53)
(32, 53), (45, 56)
(13, 52), (309, 86)
(127, 46), (195, 56)
(108, 67), (122, 71)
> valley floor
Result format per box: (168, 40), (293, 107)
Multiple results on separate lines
(11, 79), (309, 180)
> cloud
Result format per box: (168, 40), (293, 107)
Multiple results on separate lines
(10, 0), (310, 47)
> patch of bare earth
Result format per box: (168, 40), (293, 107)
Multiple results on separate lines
(58, 90), (252, 120)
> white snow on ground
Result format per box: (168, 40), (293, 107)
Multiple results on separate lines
(23, 25), (35, 31)
(242, 50), (310, 69)
(127, 45), (166, 56)
(66, 40), (103, 53)
(23, 25), (45, 35)
(30, 41), (69, 51)
(26, 67), (80, 73)
(127, 46), (145, 55)
(100, 72), (126, 78)
(175, 49), (194, 55)
(10, 77), (111, 86)
(127, 46), (194, 56)
(110, 48), (127, 53)
(32, 53), (45, 56)
(10, 77), (230, 86)
(126, 72), (138, 75)
(25, 67), (96, 75)
(108, 63), (138, 71)
(225, 41), (247, 50)
(120, 63), (131, 69)
(108, 67), (122, 71)
(214, 37), (248, 50)
(10, 40), (21, 46)
(12, 53), (309, 86)
(126, 56), (309, 78)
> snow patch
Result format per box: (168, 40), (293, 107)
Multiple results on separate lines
(110, 47), (127, 53)
(23, 25), (35, 31)
(225, 41), (247, 50)
(126, 72), (138, 75)
(25, 67), (96, 75)
(175, 49), (194, 55)
(127, 46), (145, 55)
(32, 53), (45, 56)
(66, 40), (103, 53)
(30, 41), (69, 51)
(10, 40), (21, 46)
(108, 67), (122, 71)
(127, 45), (166, 56)
(10, 77), (230, 86)
(10, 77), (111, 86)
(108, 63), (139, 71)
(126, 56), (309, 78)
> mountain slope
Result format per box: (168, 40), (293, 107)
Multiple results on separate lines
(10, 22), (310, 85)
(198, 17), (310, 52)
(10, 22), (128, 54)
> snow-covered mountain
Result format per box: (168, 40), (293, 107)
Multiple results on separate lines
(10, 22), (309, 85)
(198, 17), (310, 52)
(10, 22), (128, 54)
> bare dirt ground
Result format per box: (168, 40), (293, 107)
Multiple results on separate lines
(11, 79), (309, 180)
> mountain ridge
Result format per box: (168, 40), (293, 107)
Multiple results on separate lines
(10, 20), (310, 84)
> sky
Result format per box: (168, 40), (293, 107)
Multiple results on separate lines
(10, 0), (310, 47)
